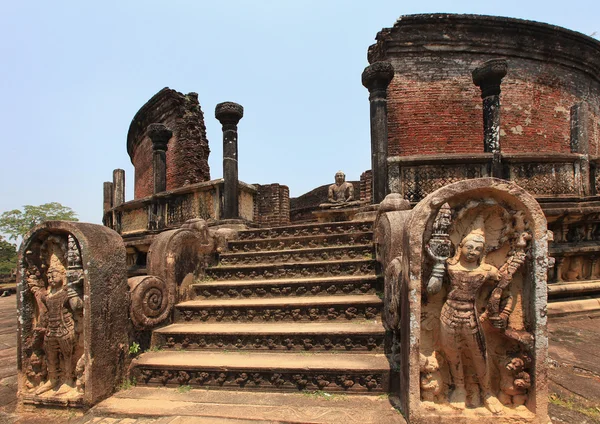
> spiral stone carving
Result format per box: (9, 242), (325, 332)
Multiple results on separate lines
(128, 275), (174, 330)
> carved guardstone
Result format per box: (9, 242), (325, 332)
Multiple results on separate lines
(380, 178), (548, 423)
(17, 222), (128, 407)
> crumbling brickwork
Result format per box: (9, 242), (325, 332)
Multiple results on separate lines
(128, 88), (211, 199)
(369, 15), (600, 158)
(360, 170), (372, 203)
(253, 184), (290, 228)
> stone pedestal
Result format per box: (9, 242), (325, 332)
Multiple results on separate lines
(378, 178), (549, 423)
(17, 222), (128, 408)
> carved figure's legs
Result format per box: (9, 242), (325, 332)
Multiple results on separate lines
(35, 338), (62, 395)
(440, 328), (467, 408)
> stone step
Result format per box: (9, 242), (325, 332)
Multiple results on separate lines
(235, 220), (373, 241)
(206, 259), (376, 281)
(91, 387), (405, 423)
(219, 244), (374, 266)
(228, 232), (373, 253)
(175, 295), (383, 323)
(193, 275), (381, 299)
(152, 321), (386, 353)
(130, 351), (390, 394)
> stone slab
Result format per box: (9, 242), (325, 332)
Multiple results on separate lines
(133, 351), (389, 372)
(91, 387), (405, 424)
(177, 294), (382, 309)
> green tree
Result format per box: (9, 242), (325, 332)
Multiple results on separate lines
(0, 236), (17, 274)
(0, 202), (79, 241)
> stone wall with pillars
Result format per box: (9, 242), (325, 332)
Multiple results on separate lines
(127, 88), (211, 199)
(369, 14), (600, 158)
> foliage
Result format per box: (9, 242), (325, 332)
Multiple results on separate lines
(119, 377), (137, 391)
(176, 385), (192, 393)
(128, 342), (141, 356)
(0, 202), (78, 241)
(0, 236), (17, 274)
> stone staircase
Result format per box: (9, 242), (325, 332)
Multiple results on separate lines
(130, 220), (391, 395)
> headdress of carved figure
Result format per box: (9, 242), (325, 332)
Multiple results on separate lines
(448, 214), (486, 265)
(48, 253), (67, 280)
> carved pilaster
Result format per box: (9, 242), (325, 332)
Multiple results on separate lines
(571, 102), (591, 196)
(472, 59), (508, 178)
(148, 123), (173, 194)
(215, 102), (244, 219)
(362, 61), (394, 204)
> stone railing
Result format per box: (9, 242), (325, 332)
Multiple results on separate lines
(389, 152), (587, 202)
(103, 179), (256, 236)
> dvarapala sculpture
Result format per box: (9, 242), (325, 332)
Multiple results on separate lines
(423, 199), (536, 415)
(24, 234), (84, 398)
(18, 221), (128, 408)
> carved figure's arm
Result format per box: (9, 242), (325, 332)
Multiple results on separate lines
(346, 184), (355, 201)
(327, 185), (335, 203)
(67, 287), (83, 311)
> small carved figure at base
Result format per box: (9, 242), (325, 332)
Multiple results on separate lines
(75, 354), (85, 393)
(498, 354), (531, 407)
(420, 352), (444, 402)
(319, 171), (361, 209)
(25, 352), (47, 390)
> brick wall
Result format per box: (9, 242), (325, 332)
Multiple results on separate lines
(360, 170), (372, 203)
(370, 15), (600, 160)
(253, 184), (290, 228)
(128, 88), (211, 199)
(386, 56), (596, 157)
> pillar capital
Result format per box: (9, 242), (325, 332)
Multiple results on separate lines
(472, 59), (508, 98)
(361, 61), (394, 92)
(147, 123), (172, 152)
(215, 102), (244, 125)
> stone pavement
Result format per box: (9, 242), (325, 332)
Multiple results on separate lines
(1, 294), (600, 423)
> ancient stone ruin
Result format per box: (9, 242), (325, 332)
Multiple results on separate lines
(17, 13), (600, 424)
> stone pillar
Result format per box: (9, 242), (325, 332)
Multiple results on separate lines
(103, 182), (113, 214)
(571, 102), (591, 196)
(147, 123), (173, 194)
(362, 62), (395, 204)
(112, 169), (125, 207)
(472, 59), (508, 178)
(215, 102), (244, 219)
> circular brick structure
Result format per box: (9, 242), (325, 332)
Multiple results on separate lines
(127, 88), (211, 199)
(368, 14), (600, 157)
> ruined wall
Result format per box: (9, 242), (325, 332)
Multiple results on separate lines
(360, 170), (372, 203)
(253, 184), (290, 228)
(128, 88), (211, 199)
(369, 14), (600, 157)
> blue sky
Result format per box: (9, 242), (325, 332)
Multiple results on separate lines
(1, 0), (598, 226)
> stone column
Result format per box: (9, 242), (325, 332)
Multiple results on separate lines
(472, 59), (508, 178)
(103, 182), (113, 214)
(148, 123), (172, 194)
(571, 102), (591, 196)
(215, 102), (244, 219)
(362, 62), (395, 204)
(112, 169), (125, 207)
